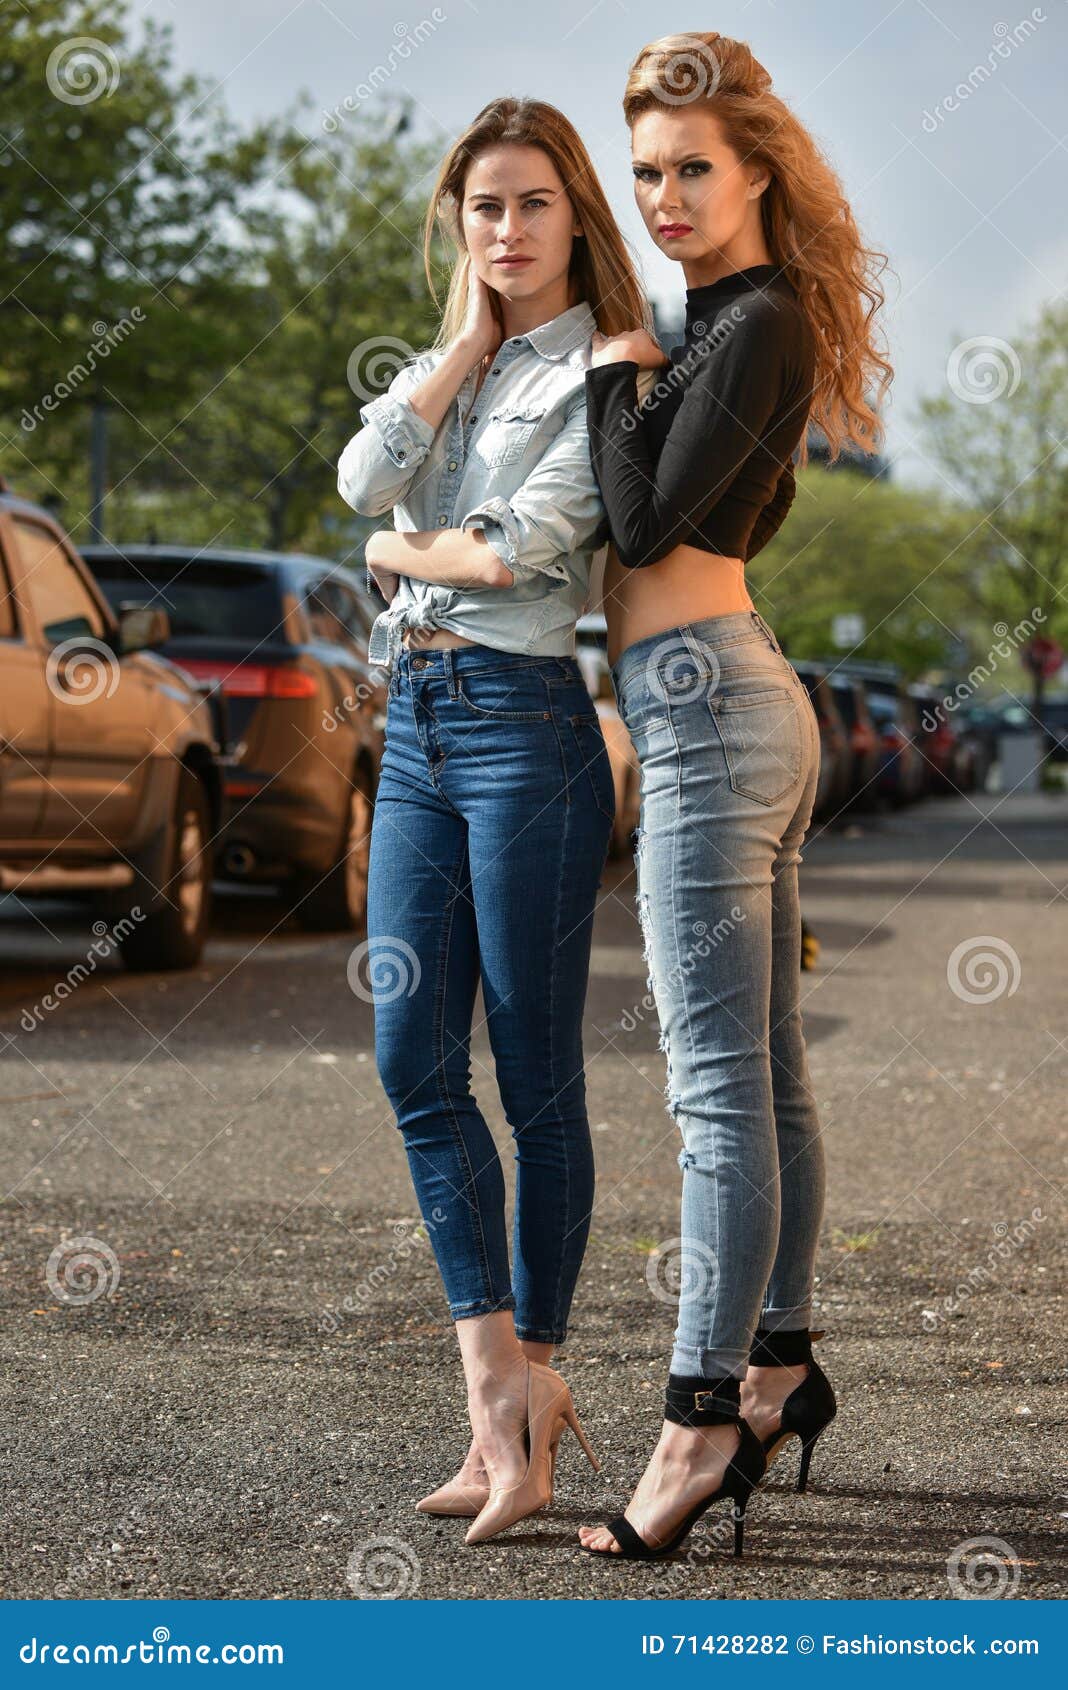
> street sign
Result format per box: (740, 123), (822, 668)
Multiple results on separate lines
(832, 613), (865, 648)
(1021, 635), (1063, 678)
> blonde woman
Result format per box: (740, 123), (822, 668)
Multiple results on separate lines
(577, 34), (892, 1560)
(338, 98), (652, 1546)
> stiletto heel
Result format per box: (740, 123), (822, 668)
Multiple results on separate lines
(796, 1432), (822, 1493)
(749, 1328), (836, 1490)
(733, 1491), (749, 1558)
(563, 1397), (600, 1472)
(465, 1360), (597, 1545)
(581, 1375), (767, 1562)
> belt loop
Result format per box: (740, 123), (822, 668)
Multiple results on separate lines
(680, 624), (712, 668)
(751, 609), (782, 654)
(443, 647), (458, 696)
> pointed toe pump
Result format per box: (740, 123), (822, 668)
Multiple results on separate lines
(464, 1360), (599, 1546)
(749, 1327), (837, 1492)
(415, 1475), (491, 1517)
(582, 1376), (767, 1561)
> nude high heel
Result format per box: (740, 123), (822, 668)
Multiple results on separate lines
(415, 1475), (490, 1517)
(464, 1359), (599, 1546)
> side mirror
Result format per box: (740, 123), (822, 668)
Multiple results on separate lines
(118, 603), (171, 653)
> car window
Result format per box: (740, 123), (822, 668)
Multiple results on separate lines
(86, 555), (281, 640)
(14, 519), (106, 645)
(302, 577), (362, 653)
(332, 582), (372, 652)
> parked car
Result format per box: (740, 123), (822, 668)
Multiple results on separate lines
(575, 613), (640, 858)
(80, 545), (385, 930)
(908, 682), (977, 793)
(0, 489), (221, 969)
(838, 663), (925, 806)
(825, 673), (882, 809)
(788, 661), (851, 821)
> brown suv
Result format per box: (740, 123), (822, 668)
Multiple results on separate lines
(0, 491), (221, 970)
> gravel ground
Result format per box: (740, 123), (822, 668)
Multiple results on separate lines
(1, 789), (1064, 1600)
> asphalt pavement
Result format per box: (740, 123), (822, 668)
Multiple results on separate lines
(0, 788), (1064, 1600)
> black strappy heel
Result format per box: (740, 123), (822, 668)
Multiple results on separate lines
(583, 1375), (767, 1561)
(749, 1327), (837, 1492)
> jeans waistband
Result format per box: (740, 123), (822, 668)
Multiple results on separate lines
(609, 610), (782, 692)
(389, 644), (582, 697)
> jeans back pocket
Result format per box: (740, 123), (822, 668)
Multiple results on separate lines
(707, 685), (804, 805)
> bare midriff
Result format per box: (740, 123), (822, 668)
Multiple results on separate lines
(601, 542), (755, 669)
(402, 626), (478, 650)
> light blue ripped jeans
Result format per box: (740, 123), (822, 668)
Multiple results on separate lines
(610, 610), (825, 1382)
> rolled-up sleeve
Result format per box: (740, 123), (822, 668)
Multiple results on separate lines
(458, 397), (607, 587)
(337, 353), (438, 517)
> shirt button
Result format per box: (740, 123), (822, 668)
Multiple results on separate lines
(469, 414), (477, 424)
(491, 367), (501, 375)
(411, 657), (429, 670)
(437, 515), (448, 526)
(448, 460), (457, 470)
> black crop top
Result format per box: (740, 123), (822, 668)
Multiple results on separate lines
(584, 263), (817, 569)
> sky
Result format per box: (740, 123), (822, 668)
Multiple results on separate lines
(137, 0), (1067, 487)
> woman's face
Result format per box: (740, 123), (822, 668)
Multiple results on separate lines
(461, 144), (582, 301)
(630, 107), (768, 263)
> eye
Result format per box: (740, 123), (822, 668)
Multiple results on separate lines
(681, 160), (711, 176)
(524, 198), (549, 210)
(471, 201), (500, 214)
(632, 166), (658, 183)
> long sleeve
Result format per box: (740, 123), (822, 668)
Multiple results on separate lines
(458, 397), (608, 587)
(747, 461), (796, 560)
(337, 352), (438, 518)
(584, 297), (806, 569)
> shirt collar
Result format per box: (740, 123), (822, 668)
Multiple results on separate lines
(508, 300), (597, 364)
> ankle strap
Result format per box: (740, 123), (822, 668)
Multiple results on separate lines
(749, 1327), (824, 1367)
(664, 1373), (740, 1427)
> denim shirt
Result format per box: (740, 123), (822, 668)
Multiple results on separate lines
(336, 300), (608, 671)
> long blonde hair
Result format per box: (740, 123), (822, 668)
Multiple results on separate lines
(423, 97), (652, 345)
(623, 34), (894, 461)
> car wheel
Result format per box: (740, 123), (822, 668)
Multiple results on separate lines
(118, 765), (212, 971)
(294, 767), (373, 932)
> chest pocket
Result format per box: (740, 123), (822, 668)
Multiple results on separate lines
(474, 405), (547, 468)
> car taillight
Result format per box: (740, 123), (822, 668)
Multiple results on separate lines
(177, 659), (317, 699)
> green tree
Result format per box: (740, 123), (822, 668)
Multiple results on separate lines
(151, 103), (446, 554)
(917, 301), (1068, 710)
(747, 466), (997, 677)
(0, 0), (268, 531)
